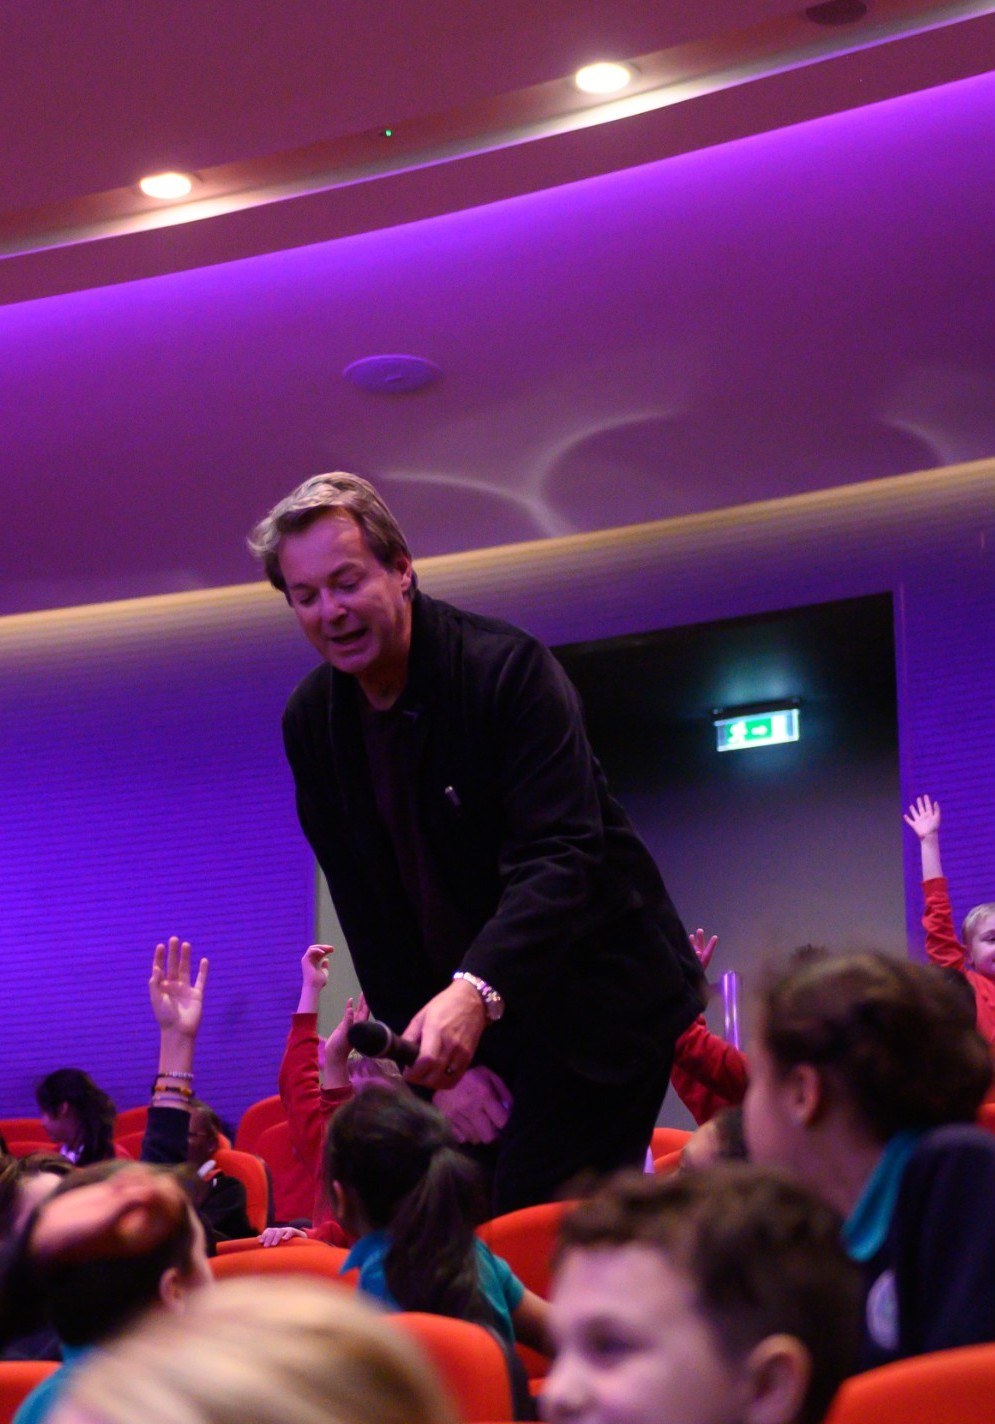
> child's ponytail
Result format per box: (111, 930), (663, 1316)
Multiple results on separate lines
(325, 1087), (496, 1329)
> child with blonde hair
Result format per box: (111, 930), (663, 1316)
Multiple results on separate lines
(904, 794), (995, 1043)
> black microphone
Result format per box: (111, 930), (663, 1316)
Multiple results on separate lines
(347, 1019), (419, 1069)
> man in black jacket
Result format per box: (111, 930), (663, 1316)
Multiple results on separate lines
(250, 473), (704, 1211)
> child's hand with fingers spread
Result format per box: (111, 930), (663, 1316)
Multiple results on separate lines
(904, 795), (943, 880)
(904, 795), (941, 840)
(322, 994), (369, 1088)
(149, 936), (209, 1038)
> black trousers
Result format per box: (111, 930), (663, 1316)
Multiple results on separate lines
(472, 1037), (675, 1216)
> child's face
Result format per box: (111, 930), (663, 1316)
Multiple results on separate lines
(544, 1245), (746, 1424)
(968, 913), (995, 977)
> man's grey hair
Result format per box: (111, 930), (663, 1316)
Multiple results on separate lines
(247, 472), (415, 594)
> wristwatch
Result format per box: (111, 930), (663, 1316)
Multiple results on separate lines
(453, 970), (505, 1022)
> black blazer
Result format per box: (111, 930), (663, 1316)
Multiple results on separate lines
(283, 592), (704, 1085)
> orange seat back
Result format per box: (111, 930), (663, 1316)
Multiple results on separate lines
(477, 1199), (575, 1300)
(213, 1147), (271, 1233)
(976, 1101), (995, 1135)
(0, 1118), (45, 1142)
(0, 1362), (60, 1424)
(235, 1096), (286, 1154)
(4, 1140), (54, 1158)
(390, 1313), (513, 1423)
(210, 1240), (349, 1283)
(650, 1126), (693, 1158)
(478, 1199), (572, 1382)
(255, 1119), (315, 1223)
(653, 1147), (684, 1176)
(825, 1342), (995, 1424)
(113, 1105), (149, 1137)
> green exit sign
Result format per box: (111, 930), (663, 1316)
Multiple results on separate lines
(715, 708), (800, 753)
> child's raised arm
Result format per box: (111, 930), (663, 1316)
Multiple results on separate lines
(144, 935), (209, 1162)
(297, 943), (333, 1014)
(904, 795), (943, 880)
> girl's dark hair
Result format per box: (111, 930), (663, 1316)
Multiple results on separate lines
(759, 950), (993, 1140)
(325, 1088), (493, 1328)
(36, 1068), (117, 1166)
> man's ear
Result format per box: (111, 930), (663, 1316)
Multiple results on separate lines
(785, 1063), (825, 1127)
(742, 1334), (811, 1424)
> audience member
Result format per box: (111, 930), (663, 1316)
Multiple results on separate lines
(670, 931), (749, 1124)
(9, 1164), (212, 1424)
(328, 1086), (549, 1415)
(267, 944), (398, 1246)
(744, 948), (995, 1369)
(52, 1277), (458, 1424)
(904, 793), (995, 1044)
(35, 1071), (117, 1167)
(185, 1104), (254, 1242)
(544, 1166), (859, 1424)
(680, 1107), (748, 1173)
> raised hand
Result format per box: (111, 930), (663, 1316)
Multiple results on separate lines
(149, 936), (209, 1038)
(688, 928), (718, 972)
(904, 794), (943, 879)
(904, 795), (941, 840)
(322, 993), (369, 1087)
(302, 944), (333, 991)
(297, 944), (334, 1014)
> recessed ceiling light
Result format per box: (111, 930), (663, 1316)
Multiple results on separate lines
(574, 62), (633, 95)
(138, 172), (195, 200)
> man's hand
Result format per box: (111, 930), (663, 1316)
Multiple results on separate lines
(688, 928), (718, 972)
(433, 1065), (513, 1145)
(149, 937), (208, 1038)
(402, 979), (486, 1089)
(322, 993), (369, 1088)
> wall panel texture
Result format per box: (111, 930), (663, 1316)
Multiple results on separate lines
(1, 459), (992, 1125)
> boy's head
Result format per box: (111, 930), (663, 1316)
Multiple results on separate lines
(38, 1162), (212, 1345)
(963, 903), (995, 976)
(187, 1104), (224, 1168)
(544, 1166), (859, 1424)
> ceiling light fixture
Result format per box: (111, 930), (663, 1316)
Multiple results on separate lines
(138, 172), (195, 200)
(574, 61), (633, 95)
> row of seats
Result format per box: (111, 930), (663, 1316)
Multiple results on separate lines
(4, 1321), (995, 1424)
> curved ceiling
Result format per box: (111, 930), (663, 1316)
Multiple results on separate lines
(1, 2), (994, 615)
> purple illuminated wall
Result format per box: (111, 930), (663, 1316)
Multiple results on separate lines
(1, 461), (993, 1128)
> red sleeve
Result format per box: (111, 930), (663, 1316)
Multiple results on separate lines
(307, 1217), (354, 1247)
(669, 1016), (749, 1125)
(923, 877), (966, 973)
(277, 1013), (326, 1181)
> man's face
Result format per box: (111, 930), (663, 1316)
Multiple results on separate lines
(544, 1245), (745, 1424)
(278, 513), (413, 692)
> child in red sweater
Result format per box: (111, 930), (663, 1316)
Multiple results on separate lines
(261, 946), (400, 1246)
(905, 794), (995, 1045)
